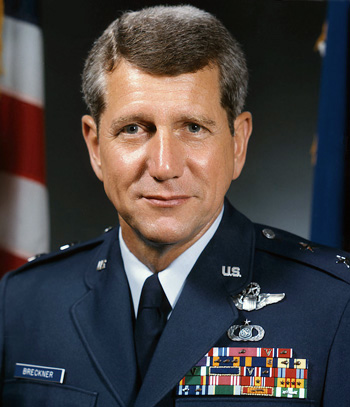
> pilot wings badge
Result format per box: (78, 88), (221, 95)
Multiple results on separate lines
(232, 282), (285, 312)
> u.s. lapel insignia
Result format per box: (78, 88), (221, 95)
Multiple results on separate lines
(222, 266), (242, 277)
(96, 259), (107, 271)
(232, 282), (285, 312)
(227, 319), (265, 342)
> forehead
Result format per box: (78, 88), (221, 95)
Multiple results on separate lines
(103, 60), (224, 120)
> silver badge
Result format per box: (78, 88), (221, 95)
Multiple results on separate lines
(227, 319), (265, 342)
(232, 282), (285, 311)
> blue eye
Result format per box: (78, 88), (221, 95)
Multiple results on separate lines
(188, 123), (201, 133)
(125, 124), (139, 134)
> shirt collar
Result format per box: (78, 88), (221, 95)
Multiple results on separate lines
(119, 207), (224, 317)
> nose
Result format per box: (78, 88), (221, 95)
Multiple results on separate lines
(147, 130), (184, 181)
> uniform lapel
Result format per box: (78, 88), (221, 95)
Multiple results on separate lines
(135, 202), (255, 407)
(71, 231), (138, 407)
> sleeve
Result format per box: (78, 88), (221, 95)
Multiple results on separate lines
(323, 296), (350, 405)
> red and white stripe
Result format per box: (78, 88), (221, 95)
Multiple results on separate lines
(0, 16), (49, 275)
(208, 375), (240, 386)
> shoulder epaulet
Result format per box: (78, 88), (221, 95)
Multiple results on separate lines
(10, 226), (115, 275)
(254, 223), (350, 284)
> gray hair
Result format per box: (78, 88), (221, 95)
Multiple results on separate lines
(82, 5), (248, 134)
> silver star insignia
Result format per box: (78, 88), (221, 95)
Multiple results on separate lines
(336, 255), (350, 269)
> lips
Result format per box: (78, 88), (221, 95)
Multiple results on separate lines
(142, 195), (190, 207)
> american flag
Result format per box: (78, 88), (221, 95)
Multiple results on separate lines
(0, 0), (49, 276)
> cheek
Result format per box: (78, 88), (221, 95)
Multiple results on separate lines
(194, 142), (234, 179)
(100, 145), (146, 191)
(209, 145), (235, 196)
(185, 148), (233, 203)
(221, 138), (235, 172)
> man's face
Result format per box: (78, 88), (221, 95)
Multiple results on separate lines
(83, 60), (251, 250)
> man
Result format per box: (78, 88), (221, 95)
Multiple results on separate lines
(1, 5), (350, 406)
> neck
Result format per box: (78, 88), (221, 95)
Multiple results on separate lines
(119, 218), (218, 273)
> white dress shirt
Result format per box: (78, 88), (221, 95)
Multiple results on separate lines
(119, 207), (224, 317)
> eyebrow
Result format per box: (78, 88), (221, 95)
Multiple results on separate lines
(109, 115), (151, 134)
(175, 114), (217, 129)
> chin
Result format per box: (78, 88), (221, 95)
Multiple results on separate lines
(141, 232), (185, 247)
(137, 224), (195, 247)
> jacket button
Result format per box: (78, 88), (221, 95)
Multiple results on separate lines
(262, 228), (276, 239)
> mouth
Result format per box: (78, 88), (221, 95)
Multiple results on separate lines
(142, 195), (191, 208)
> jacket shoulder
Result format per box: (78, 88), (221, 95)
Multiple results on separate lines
(4, 227), (116, 280)
(254, 223), (350, 285)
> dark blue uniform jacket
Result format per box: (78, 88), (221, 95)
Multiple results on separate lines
(1, 202), (350, 406)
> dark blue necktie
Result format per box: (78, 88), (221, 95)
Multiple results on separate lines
(134, 273), (172, 380)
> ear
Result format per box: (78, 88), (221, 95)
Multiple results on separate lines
(82, 115), (104, 181)
(232, 111), (252, 180)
